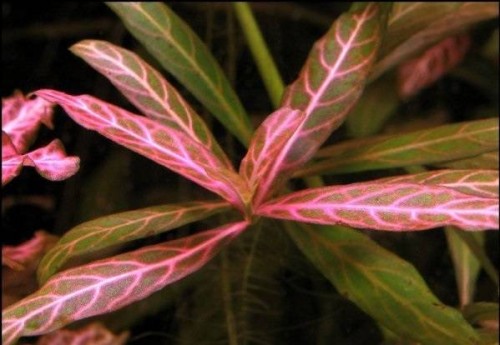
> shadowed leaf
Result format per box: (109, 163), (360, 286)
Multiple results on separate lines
(106, 2), (253, 145)
(286, 222), (481, 345)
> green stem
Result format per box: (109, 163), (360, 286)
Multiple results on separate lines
(233, 2), (285, 108)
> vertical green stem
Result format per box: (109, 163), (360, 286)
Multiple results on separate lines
(233, 2), (285, 108)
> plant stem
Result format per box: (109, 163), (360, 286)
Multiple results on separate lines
(233, 2), (284, 108)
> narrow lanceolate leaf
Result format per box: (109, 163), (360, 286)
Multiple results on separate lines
(35, 90), (250, 210)
(295, 118), (499, 176)
(370, 2), (499, 81)
(70, 40), (233, 169)
(242, 3), (383, 205)
(374, 170), (499, 199)
(398, 34), (471, 99)
(445, 228), (483, 307)
(257, 183), (499, 231)
(106, 2), (253, 146)
(286, 222), (480, 345)
(239, 107), (304, 198)
(38, 201), (231, 284)
(2, 221), (249, 345)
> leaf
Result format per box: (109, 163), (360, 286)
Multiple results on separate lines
(35, 89), (251, 211)
(463, 302), (499, 326)
(242, 3), (384, 206)
(344, 73), (400, 138)
(35, 322), (129, 345)
(444, 228), (483, 307)
(2, 231), (58, 272)
(373, 169), (499, 199)
(239, 107), (305, 201)
(37, 200), (231, 284)
(286, 222), (480, 345)
(397, 34), (471, 99)
(2, 221), (249, 345)
(2, 91), (54, 153)
(257, 182), (499, 231)
(370, 2), (499, 81)
(296, 118), (499, 176)
(2, 136), (80, 186)
(70, 40), (233, 169)
(433, 151), (499, 170)
(106, 2), (253, 146)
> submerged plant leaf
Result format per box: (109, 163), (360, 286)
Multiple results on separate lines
(2, 137), (80, 186)
(37, 201), (231, 284)
(286, 222), (480, 345)
(2, 221), (249, 345)
(433, 151), (499, 170)
(35, 90), (250, 211)
(371, 2), (499, 81)
(106, 2), (253, 145)
(296, 118), (499, 176)
(445, 228), (483, 307)
(242, 3), (383, 205)
(2, 91), (54, 153)
(398, 34), (471, 98)
(70, 40), (233, 169)
(258, 182), (499, 231)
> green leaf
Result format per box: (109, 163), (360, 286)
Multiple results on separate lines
(295, 118), (499, 176)
(344, 73), (399, 138)
(370, 2), (499, 81)
(433, 151), (499, 170)
(37, 201), (231, 284)
(286, 222), (480, 345)
(106, 2), (253, 146)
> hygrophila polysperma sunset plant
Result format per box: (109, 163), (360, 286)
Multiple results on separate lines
(2, 2), (499, 345)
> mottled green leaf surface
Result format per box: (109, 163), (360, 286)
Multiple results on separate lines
(106, 2), (253, 145)
(286, 222), (480, 345)
(296, 118), (498, 176)
(38, 201), (231, 284)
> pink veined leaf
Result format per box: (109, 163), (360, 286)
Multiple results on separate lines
(398, 34), (471, 99)
(70, 40), (234, 170)
(256, 183), (499, 231)
(2, 91), (54, 153)
(24, 139), (80, 181)
(239, 107), (305, 194)
(34, 89), (251, 211)
(241, 3), (383, 206)
(374, 170), (499, 199)
(2, 134), (80, 186)
(2, 221), (249, 344)
(35, 322), (129, 345)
